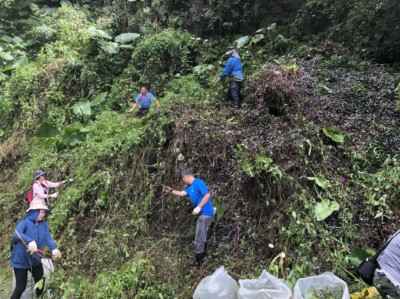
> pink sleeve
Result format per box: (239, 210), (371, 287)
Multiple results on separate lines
(45, 180), (60, 188)
(33, 183), (48, 200)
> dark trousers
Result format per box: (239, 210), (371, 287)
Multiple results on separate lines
(134, 107), (150, 118)
(230, 79), (242, 108)
(11, 265), (44, 299)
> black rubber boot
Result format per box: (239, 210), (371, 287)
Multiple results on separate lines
(195, 252), (205, 268)
(204, 242), (207, 257)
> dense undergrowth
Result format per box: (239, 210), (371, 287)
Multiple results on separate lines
(1, 1), (400, 298)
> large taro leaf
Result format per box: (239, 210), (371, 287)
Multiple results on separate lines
(115, 33), (140, 43)
(91, 92), (107, 107)
(87, 26), (112, 39)
(72, 98), (91, 117)
(35, 121), (59, 137)
(235, 35), (249, 49)
(314, 199), (340, 221)
(61, 123), (84, 147)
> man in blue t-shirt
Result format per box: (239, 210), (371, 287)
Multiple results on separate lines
(220, 47), (244, 109)
(129, 86), (160, 118)
(165, 168), (214, 267)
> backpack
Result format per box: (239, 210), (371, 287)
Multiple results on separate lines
(26, 188), (34, 202)
(26, 182), (48, 203)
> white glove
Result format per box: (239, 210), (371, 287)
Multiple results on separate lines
(52, 249), (61, 259)
(193, 206), (201, 215)
(27, 241), (37, 254)
(50, 192), (59, 198)
(68, 178), (74, 183)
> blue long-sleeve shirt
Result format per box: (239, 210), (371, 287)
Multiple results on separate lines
(11, 210), (57, 269)
(220, 56), (243, 79)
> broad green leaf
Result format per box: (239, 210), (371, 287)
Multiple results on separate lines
(35, 121), (59, 138)
(99, 40), (119, 54)
(235, 35), (249, 48)
(34, 278), (44, 290)
(0, 35), (13, 43)
(143, 7), (151, 13)
(62, 123), (84, 147)
(251, 34), (264, 44)
(322, 127), (345, 143)
(11, 37), (23, 44)
(12, 55), (28, 67)
(87, 26), (112, 39)
(307, 176), (332, 189)
(72, 99), (91, 116)
(119, 45), (134, 49)
(91, 92), (107, 107)
(314, 199), (340, 221)
(115, 33), (140, 43)
(0, 129), (4, 137)
(0, 52), (14, 61)
(351, 247), (376, 261)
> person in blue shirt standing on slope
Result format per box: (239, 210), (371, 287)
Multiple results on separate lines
(129, 86), (160, 118)
(220, 47), (244, 109)
(165, 168), (215, 268)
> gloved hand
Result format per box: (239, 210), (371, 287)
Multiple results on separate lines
(61, 180), (67, 184)
(68, 178), (74, 183)
(50, 192), (58, 198)
(193, 206), (201, 215)
(163, 186), (173, 193)
(27, 241), (37, 254)
(52, 249), (61, 259)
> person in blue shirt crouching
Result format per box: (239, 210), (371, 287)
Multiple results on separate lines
(129, 86), (160, 118)
(165, 168), (215, 268)
(220, 47), (244, 109)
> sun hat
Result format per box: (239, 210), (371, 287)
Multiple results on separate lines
(33, 170), (45, 180)
(27, 201), (49, 212)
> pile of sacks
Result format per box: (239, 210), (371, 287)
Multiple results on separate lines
(193, 266), (351, 299)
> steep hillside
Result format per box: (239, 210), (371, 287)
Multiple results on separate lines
(0, 1), (399, 298)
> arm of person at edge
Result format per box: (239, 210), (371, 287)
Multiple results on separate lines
(45, 180), (65, 188)
(129, 102), (138, 112)
(220, 57), (234, 78)
(13, 220), (34, 244)
(170, 190), (187, 197)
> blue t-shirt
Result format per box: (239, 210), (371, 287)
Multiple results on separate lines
(184, 178), (214, 217)
(220, 57), (243, 79)
(135, 92), (156, 109)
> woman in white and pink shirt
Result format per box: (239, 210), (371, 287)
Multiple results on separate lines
(30, 170), (66, 206)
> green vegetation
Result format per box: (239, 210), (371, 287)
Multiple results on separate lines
(1, 0), (399, 297)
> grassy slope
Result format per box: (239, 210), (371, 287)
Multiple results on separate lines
(0, 5), (400, 299)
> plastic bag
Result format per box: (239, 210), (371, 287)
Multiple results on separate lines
(293, 272), (350, 299)
(193, 266), (238, 299)
(238, 270), (293, 299)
